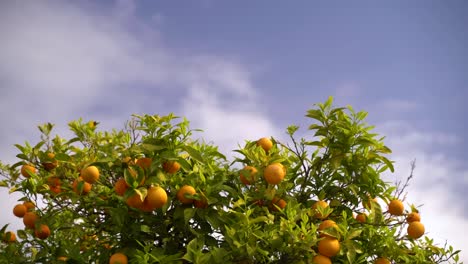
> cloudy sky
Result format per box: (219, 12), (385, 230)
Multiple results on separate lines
(1, 0), (466, 261)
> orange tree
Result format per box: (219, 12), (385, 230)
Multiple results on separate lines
(0, 97), (462, 263)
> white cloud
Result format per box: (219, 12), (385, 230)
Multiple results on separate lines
(378, 121), (467, 262)
(0, 0), (277, 234)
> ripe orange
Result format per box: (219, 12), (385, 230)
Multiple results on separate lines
(2, 231), (16, 243)
(136, 157), (152, 170)
(114, 178), (129, 196)
(312, 254), (332, 264)
(388, 199), (404, 216)
(270, 197), (287, 211)
(126, 192), (144, 209)
(21, 164), (36, 178)
(177, 185), (196, 204)
(194, 198), (209, 209)
(145, 186), (168, 209)
(312, 200), (330, 219)
(375, 257), (391, 264)
(35, 224), (51, 239)
(42, 152), (58, 171)
(406, 212), (421, 223)
(407, 221), (425, 239)
(57, 256), (68, 262)
(162, 161), (181, 174)
(263, 163), (286, 185)
(73, 177), (92, 195)
(356, 213), (367, 223)
(239, 166), (258, 185)
(13, 204), (27, 217)
(109, 252), (128, 264)
(23, 211), (39, 229)
(122, 156), (135, 165)
(317, 237), (340, 257)
(318, 220), (338, 238)
(257, 137), (273, 152)
(47, 177), (62, 194)
(23, 201), (35, 211)
(81, 166), (100, 184)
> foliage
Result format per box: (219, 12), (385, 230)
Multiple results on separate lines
(0, 97), (462, 263)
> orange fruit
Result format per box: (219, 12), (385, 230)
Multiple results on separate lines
(35, 224), (51, 239)
(356, 213), (367, 223)
(126, 192), (144, 209)
(375, 257), (391, 264)
(2, 231), (16, 243)
(122, 156), (135, 165)
(128, 168), (145, 186)
(388, 199), (404, 216)
(162, 161), (181, 174)
(263, 163), (286, 185)
(177, 185), (196, 204)
(318, 220), (338, 238)
(270, 197), (287, 211)
(136, 157), (152, 170)
(407, 221), (425, 239)
(21, 164), (36, 178)
(42, 153), (58, 171)
(81, 166), (100, 184)
(73, 177), (92, 195)
(256, 137), (273, 152)
(114, 178), (129, 196)
(145, 186), (168, 209)
(312, 254), (332, 264)
(109, 252), (128, 264)
(239, 166), (258, 185)
(312, 200), (330, 219)
(57, 256), (68, 261)
(23, 211), (39, 229)
(317, 237), (340, 257)
(23, 201), (35, 211)
(406, 212), (421, 223)
(13, 204), (27, 217)
(47, 177), (62, 194)
(194, 198), (209, 209)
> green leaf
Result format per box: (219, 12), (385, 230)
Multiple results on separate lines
(184, 208), (196, 224)
(183, 146), (205, 163)
(306, 109), (324, 122)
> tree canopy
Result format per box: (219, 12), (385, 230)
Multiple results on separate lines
(0, 97), (462, 263)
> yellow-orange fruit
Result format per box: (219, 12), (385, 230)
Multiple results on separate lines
(114, 178), (129, 196)
(407, 221), (425, 239)
(23, 201), (35, 211)
(109, 252), (128, 264)
(21, 164), (36, 178)
(23, 212), (39, 229)
(194, 198), (209, 209)
(239, 166), (258, 185)
(2, 231), (16, 243)
(136, 157), (152, 170)
(57, 256), (68, 261)
(47, 177), (62, 194)
(312, 254), (332, 264)
(81, 166), (100, 184)
(162, 161), (181, 174)
(356, 213), (367, 223)
(13, 204), (27, 218)
(126, 192), (144, 209)
(42, 153), (58, 171)
(318, 220), (338, 238)
(35, 224), (51, 239)
(145, 186), (168, 209)
(263, 163), (286, 185)
(270, 197), (287, 211)
(317, 237), (340, 257)
(177, 185), (196, 204)
(388, 199), (404, 216)
(312, 200), (330, 219)
(256, 137), (273, 152)
(73, 177), (92, 195)
(375, 257), (391, 264)
(406, 212), (421, 223)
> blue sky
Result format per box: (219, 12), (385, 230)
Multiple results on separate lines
(0, 0), (466, 261)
